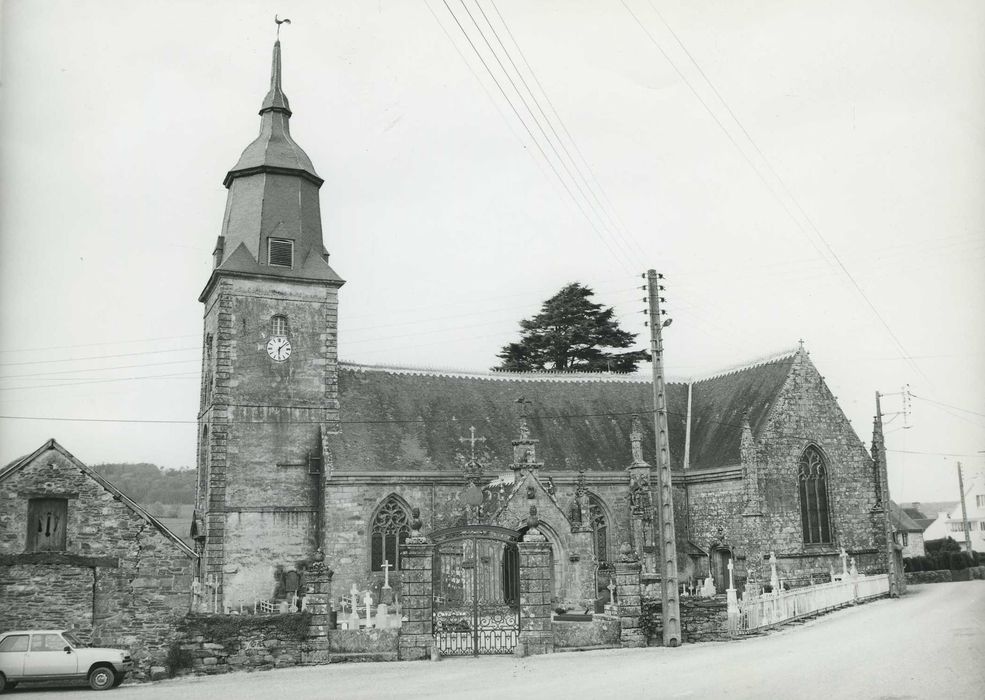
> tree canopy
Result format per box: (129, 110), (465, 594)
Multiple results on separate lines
(90, 462), (195, 505)
(494, 283), (649, 372)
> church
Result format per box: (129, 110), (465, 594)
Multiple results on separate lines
(192, 38), (896, 614)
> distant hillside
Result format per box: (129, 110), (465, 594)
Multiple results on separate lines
(89, 462), (195, 508)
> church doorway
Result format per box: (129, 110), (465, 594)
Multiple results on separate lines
(431, 525), (521, 656)
(710, 547), (732, 594)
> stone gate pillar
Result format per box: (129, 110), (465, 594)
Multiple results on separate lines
(517, 523), (554, 656)
(398, 509), (434, 661)
(614, 544), (645, 648)
(303, 550), (333, 664)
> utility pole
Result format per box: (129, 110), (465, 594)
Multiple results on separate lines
(874, 391), (899, 597)
(645, 269), (681, 647)
(957, 461), (972, 554)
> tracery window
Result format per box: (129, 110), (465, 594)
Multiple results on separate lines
(371, 497), (410, 571)
(588, 495), (608, 564)
(798, 446), (832, 544)
(26, 498), (68, 552)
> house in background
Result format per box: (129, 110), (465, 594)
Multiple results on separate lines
(0, 439), (197, 679)
(901, 473), (985, 553)
(889, 501), (926, 557)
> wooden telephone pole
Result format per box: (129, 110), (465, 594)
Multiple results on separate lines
(874, 391), (899, 597)
(957, 462), (973, 554)
(646, 269), (682, 647)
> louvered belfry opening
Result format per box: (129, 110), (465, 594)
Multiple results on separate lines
(799, 446), (832, 544)
(268, 238), (294, 268)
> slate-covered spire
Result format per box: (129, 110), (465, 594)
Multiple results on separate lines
(260, 39), (291, 116)
(224, 39), (319, 187)
(201, 36), (342, 299)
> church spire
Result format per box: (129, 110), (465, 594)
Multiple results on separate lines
(200, 30), (342, 301)
(260, 40), (291, 116)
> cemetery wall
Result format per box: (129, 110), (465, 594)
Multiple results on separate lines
(0, 444), (196, 680)
(642, 598), (730, 644)
(171, 615), (398, 676)
(552, 616), (620, 649)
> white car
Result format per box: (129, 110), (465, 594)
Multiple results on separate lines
(0, 630), (133, 692)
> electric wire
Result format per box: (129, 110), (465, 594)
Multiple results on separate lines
(439, 0), (634, 271)
(621, 0), (926, 380)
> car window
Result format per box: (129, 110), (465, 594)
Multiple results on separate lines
(0, 635), (29, 652)
(30, 633), (67, 652)
(62, 631), (83, 648)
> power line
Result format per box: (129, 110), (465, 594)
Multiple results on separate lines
(489, 0), (648, 261)
(0, 359), (199, 381)
(0, 346), (199, 368)
(0, 408), (655, 426)
(910, 393), (985, 419)
(0, 372), (200, 392)
(477, 0), (647, 262)
(621, 0), (926, 380)
(439, 0), (634, 270)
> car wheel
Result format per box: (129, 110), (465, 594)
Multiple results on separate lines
(0, 674), (6, 693)
(89, 666), (116, 691)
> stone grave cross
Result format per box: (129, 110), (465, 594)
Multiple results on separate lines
(381, 559), (392, 589)
(839, 547), (849, 578)
(607, 580), (617, 606)
(727, 558), (735, 591)
(768, 552), (779, 592)
(363, 591), (374, 628)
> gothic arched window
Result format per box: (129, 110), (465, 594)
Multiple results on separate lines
(588, 495), (609, 564)
(371, 497), (410, 571)
(799, 446), (832, 544)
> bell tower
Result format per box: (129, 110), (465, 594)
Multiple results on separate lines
(195, 34), (343, 606)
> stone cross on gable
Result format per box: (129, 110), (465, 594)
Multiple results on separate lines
(630, 414), (647, 465)
(459, 426), (486, 462)
(515, 396), (532, 439)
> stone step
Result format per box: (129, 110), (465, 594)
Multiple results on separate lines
(329, 652), (399, 663)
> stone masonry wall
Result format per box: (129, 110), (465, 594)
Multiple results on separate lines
(752, 354), (885, 582)
(0, 446), (196, 679)
(198, 275), (340, 606)
(1, 564), (95, 631)
(324, 474), (630, 611)
(675, 353), (889, 591)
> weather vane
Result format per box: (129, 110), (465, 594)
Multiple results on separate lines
(275, 14), (291, 39)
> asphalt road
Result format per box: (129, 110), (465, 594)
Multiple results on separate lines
(9, 581), (984, 700)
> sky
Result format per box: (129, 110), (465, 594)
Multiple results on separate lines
(1, 0), (983, 501)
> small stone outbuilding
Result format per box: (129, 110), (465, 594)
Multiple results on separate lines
(0, 439), (197, 679)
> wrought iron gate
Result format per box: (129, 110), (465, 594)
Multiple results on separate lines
(432, 526), (521, 656)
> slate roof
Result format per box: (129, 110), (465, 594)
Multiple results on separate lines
(0, 439), (197, 558)
(329, 349), (800, 473)
(899, 501), (960, 530)
(889, 500), (924, 532)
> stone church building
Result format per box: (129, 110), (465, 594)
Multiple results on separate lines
(194, 39), (896, 612)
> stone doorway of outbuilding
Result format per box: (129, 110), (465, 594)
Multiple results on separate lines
(710, 547), (732, 594)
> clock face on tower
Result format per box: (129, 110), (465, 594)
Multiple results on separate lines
(266, 336), (292, 362)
